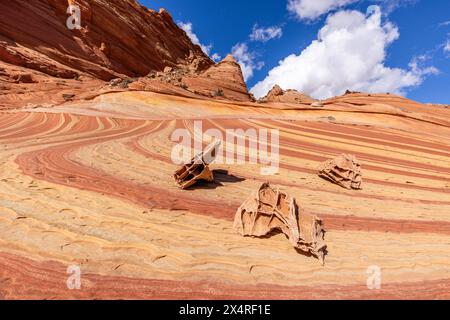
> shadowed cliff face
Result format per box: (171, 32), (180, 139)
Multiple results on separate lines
(0, 0), (213, 80)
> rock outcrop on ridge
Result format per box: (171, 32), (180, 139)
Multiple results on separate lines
(139, 54), (254, 102)
(259, 85), (315, 104)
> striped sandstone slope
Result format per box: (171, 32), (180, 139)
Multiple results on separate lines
(0, 90), (449, 299)
(0, 0), (214, 109)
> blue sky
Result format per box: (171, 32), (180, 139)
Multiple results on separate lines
(141, 0), (450, 103)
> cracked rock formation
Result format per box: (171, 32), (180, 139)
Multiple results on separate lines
(0, 0), (219, 109)
(318, 154), (363, 190)
(234, 183), (327, 263)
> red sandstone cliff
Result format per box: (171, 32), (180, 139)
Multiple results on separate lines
(182, 54), (254, 102)
(0, 0), (213, 80)
(0, 0), (256, 107)
(259, 85), (315, 104)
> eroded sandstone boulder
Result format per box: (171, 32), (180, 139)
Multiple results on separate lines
(0, 0), (213, 80)
(234, 183), (327, 264)
(174, 141), (221, 190)
(318, 154), (362, 190)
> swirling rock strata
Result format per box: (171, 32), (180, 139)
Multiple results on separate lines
(0, 0), (213, 80)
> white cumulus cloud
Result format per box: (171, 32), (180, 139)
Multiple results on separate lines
(178, 21), (221, 61)
(250, 24), (283, 42)
(251, 6), (437, 99)
(231, 43), (264, 81)
(287, 0), (358, 21)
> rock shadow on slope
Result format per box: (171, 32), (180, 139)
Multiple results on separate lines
(186, 169), (246, 190)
